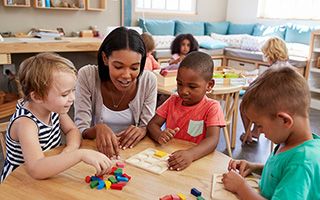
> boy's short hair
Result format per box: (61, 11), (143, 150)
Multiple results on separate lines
(261, 37), (289, 62)
(141, 33), (155, 53)
(19, 52), (77, 102)
(241, 66), (310, 118)
(179, 51), (213, 81)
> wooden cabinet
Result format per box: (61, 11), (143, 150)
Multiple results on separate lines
(307, 30), (320, 110)
(3, 0), (30, 7)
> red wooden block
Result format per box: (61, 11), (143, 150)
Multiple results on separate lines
(118, 181), (127, 186)
(95, 174), (103, 180)
(111, 183), (123, 190)
(122, 173), (131, 181)
(108, 167), (118, 175)
(85, 176), (91, 183)
(159, 195), (173, 200)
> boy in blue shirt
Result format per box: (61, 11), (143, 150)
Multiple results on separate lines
(222, 66), (320, 199)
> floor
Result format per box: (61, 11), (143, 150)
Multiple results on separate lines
(0, 101), (320, 174)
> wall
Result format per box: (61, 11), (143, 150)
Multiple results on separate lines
(130, 0), (228, 25)
(226, 0), (320, 26)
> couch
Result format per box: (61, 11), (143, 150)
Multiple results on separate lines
(139, 18), (320, 78)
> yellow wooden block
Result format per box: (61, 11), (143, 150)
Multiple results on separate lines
(177, 193), (186, 200)
(104, 180), (111, 189)
(154, 150), (167, 158)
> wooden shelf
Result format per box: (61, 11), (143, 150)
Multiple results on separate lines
(86, 0), (105, 11)
(32, 0), (85, 10)
(3, 0), (30, 7)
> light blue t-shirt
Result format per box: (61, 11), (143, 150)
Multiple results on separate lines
(259, 133), (320, 200)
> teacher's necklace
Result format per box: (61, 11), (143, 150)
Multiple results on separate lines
(107, 82), (127, 108)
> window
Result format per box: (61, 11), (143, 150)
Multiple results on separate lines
(257, 0), (320, 20)
(135, 0), (197, 15)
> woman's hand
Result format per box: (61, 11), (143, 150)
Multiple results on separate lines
(94, 123), (120, 159)
(117, 125), (146, 150)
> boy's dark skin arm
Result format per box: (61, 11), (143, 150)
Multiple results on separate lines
(167, 126), (220, 170)
(147, 114), (221, 171)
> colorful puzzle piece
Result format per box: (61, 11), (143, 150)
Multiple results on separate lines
(97, 180), (105, 190)
(197, 196), (205, 200)
(90, 180), (99, 189)
(191, 188), (202, 197)
(111, 183), (123, 190)
(116, 161), (126, 168)
(125, 148), (169, 174)
(104, 180), (111, 189)
(108, 176), (118, 184)
(114, 168), (123, 175)
(159, 195), (172, 200)
(177, 193), (186, 200)
(85, 176), (91, 183)
(170, 194), (180, 200)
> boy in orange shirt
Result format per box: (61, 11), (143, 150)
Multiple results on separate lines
(147, 51), (225, 171)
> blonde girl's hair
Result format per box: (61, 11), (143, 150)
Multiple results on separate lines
(261, 37), (289, 62)
(141, 33), (155, 53)
(241, 66), (310, 119)
(18, 52), (77, 101)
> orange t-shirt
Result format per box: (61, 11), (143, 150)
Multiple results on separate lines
(144, 54), (160, 71)
(156, 95), (226, 144)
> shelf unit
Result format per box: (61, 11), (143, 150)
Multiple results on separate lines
(32, 0), (85, 10)
(307, 30), (320, 110)
(86, 0), (105, 11)
(3, 0), (30, 7)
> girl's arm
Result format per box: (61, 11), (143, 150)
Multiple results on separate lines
(13, 117), (111, 179)
(59, 113), (81, 153)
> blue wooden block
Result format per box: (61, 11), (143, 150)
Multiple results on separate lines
(97, 180), (105, 190)
(91, 176), (102, 181)
(116, 176), (129, 182)
(191, 188), (201, 197)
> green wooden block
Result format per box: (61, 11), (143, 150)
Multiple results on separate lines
(108, 176), (118, 184)
(90, 180), (99, 189)
(197, 196), (205, 200)
(113, 168), (123, 175)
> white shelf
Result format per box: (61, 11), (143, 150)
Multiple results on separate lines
(310, 98), (320, 110)
(310, 68), (320, 73)
(310, 86), (320, 93)
(314, 48), (320, 53)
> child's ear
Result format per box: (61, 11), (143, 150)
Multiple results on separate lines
(30, 91), (44, 104)
(101, 51), (108, 66)
(206, 78), (215, 92)
(277, 112), (293, 128)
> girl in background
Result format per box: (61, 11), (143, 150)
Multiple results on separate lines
(169, 33), (199, 65)
(141, 33), (161, 71)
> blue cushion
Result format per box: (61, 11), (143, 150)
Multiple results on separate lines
(175, 20), (205, 36)
(139, 18), (175, 35)
(285, 23), (320, 45)
(227, 23), (258, 35)
(252, 24), (286, 39)
(199, 40), (228, 49)
(205, 21), (230, 35)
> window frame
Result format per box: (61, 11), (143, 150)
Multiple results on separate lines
(135, 0), (197, 15)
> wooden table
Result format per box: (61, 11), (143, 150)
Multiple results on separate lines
(0, 137), (232, 199)
(0, 37), (103, 64)
(157, 84), (242, 149)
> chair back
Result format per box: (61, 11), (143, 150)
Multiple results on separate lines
(206, 85), (242, 125)
(0, 121), (9, 159)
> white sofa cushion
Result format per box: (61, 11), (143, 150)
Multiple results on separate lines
(152, 35), (175, 49)
(286, 43), (309, 58)
(240, 35), (270, 52)
(210, 33), (246, 48)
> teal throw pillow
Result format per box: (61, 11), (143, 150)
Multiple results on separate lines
(285, 23), (320, 45)
(252, 24), (286, 39)
(228, 23), (258, 35)
(175, 20), (204, 36)
(199, 40), (228, 49)
(205, 21), (230, 35)
(139, 18), (175, 35)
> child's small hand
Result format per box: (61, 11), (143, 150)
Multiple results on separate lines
(157, 127), (179, 144)
(222, 170), (246, 193)
(228, 159), (252, 177)
(81, 149), (112, 176)
(167, 150), (192, 171)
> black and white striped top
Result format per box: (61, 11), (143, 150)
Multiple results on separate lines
(1, 99), (61, 183)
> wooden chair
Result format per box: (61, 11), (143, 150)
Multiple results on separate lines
(0, 121), (9, 159)
(206, 85), (243, 158)
(241, 120), (274, 153)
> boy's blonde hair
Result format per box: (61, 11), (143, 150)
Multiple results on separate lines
(241, 66), (310, 118)
(261, 37), (289, 62)
(19, 52), (77, 101)
(141, 33), (155, 53)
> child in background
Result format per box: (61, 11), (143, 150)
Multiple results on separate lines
(141, 33), (161, 71)
(169, 33), (199, 65)
(147, 51), (225, 171)
(1, 53), (112, 183)
(222, 67), (320, 199)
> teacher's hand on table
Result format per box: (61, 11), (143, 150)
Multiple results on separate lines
(167, 149), (192, 171)
(95, 123), (120, 160)
(117, 125), (146, 150)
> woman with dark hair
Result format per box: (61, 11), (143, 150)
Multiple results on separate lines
(74, 27), (157, 159)
(169, 33), (199, 65)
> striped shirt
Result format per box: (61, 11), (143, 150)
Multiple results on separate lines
(1, 99), (61, 183)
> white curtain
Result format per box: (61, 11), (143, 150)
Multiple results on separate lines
(257, 0), (320, 20)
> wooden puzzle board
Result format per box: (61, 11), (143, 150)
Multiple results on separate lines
(211, 173), (260, 200)
(125, 148), (169, 175)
